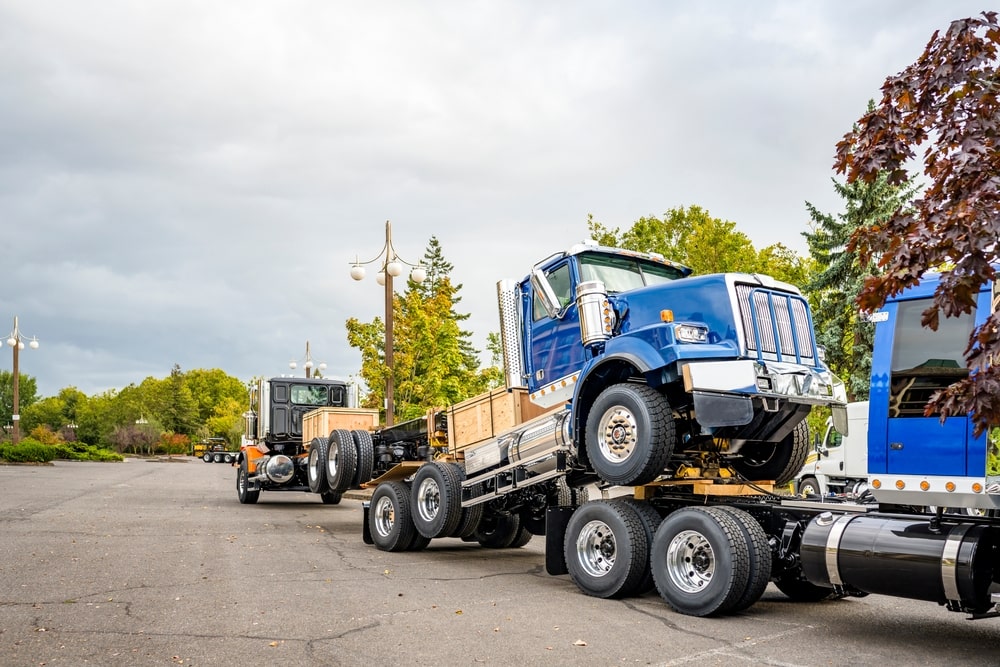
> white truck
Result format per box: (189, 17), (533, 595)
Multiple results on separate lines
(794, 401), (869, 498)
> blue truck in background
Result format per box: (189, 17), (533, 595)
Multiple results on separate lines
(353, 242), (1000, 619)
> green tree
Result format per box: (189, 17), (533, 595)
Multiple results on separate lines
(803, 154), (917, 400)
(160, 364), (199, 436)
(587, 205), (811, 279)
(346, 237), (492, 422)
(183, 368), (248, 424)
(834, 12), (1000, 433)
(0, 370), (38, 429)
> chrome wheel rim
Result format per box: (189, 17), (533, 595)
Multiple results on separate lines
(373, 495), (395, 538)
(415, 477), (441, 524)
(666, 529), (715, 593)
(575, 519), (616, 578)
(597, 405), (638, 463)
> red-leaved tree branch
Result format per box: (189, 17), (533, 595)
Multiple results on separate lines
(834, 11), (1000, 435)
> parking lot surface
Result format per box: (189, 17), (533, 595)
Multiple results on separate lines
(1, 459), (999, 666)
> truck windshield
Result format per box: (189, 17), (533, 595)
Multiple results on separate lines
(889, 297), (974, 417)
(579, 253), (685, 293)
(290, 385), (329, 406)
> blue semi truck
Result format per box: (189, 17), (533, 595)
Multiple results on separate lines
(353, 242), (1000, 618)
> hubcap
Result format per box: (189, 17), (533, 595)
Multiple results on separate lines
(575, 519), (616, 578)
(374, 495), (395, 538)
(597, 406), (639, 463)
(666, 529), (715, 593)
(308, 448), (319, 482)
(416, 477), (441, 523)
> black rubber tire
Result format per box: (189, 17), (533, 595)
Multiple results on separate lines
(327, 429), (358, 492)
(774, 571), (839, 602)
(411, 462), (464, 539)
(610, 498), (663, 594)
(731, 420), (810, 486)
(555, 478), (590, 507)
(213, 452), (224, 463)
(508, 524), (533, 548)
(368, 481), (417, 552)
(408, 533), (431, 551)
(320, 491), (342, 505)
(564, 500), (649, 599)
(203, 453), (212, 463)
(476, 511), (522, 548)
(307, 437), (330, 494)
(650, 506), (751, 616)
(237, 459), (260, 505)
(351, 430), (375, 487)
(450, 500), (484, 539)
(713, 506), (773, 612)
(585, 384), (675, 486)
(224, 453), (234, 464)
(798, 477), (821, 497)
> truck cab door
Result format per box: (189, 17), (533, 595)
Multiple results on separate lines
(524, 260), (585, 396)
(871, 295), (982, 476)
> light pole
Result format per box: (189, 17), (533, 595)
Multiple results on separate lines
(5, 316), (39, 445)
(350, 220), (426, 426)
(289, 341), (327, 378)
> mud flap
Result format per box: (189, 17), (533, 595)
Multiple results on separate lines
(362, 501), (373, 545)
(545, 506), (575, 575)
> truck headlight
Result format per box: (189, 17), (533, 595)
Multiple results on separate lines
(676, 324), (709, 343)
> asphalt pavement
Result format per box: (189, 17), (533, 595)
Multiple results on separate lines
(1, 458), (998, 666)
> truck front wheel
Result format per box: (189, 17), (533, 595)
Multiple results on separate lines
(237, 459), (260, 505)
(586, 384), (675, 486)
(731, 420), (810, 486)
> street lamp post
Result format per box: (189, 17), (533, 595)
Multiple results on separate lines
(350, 220), (426, 426)
(6, 316), (39, 445)
(289, 341), (327, 378)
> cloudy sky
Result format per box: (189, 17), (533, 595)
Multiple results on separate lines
(0, 1), (987, 399)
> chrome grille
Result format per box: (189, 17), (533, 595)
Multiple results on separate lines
(735, 284), (816, 364)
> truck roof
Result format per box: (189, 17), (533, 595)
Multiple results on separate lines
(530, 240), (693, 278)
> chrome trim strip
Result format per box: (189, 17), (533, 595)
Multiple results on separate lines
(825, 515), (854, 587)
(941, 523), (973, 603)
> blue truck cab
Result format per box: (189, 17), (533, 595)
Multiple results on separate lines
(867, 272), (999, 510)
(496, 241), (847, 488)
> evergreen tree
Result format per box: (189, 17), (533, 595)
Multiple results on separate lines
(805, 105), (918, 400)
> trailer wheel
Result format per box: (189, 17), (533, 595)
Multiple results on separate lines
(202, 453), (213, 463)
(369, 481), (418, 552)
(610, 498), (663, 594)
(213, 452), (224, 463)
(451, 506), (484, 539)
(650, 506), (751, 616)
(773, 571), (839, 602)
(327, 429), (358, 492)
(307, 437), (330, 494)
(237, 459), (260, 505)
(408, 533), (431, 551)
(411, 462), (463, 539)
(320, 491), (342, 505)
(798, 477), (821, 497)
(509, 524), (533, 548)
(476, 510), (522, 548)
(586, 384), (675, 486)
(713, 506), (772, 612)
(731, 420), (810, 486)
(564, 500), (648, 598)
(350, 430), (375, 487)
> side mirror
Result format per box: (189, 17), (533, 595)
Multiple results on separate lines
(531, 268), (562, 319)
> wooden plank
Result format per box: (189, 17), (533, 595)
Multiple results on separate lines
(302, 407), (380, 444)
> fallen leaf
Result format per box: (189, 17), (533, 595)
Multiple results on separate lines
(573, 640), (587, 647)
(269, 641), (279, 647)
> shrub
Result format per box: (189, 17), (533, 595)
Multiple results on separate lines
(0, 439), (57, 463)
